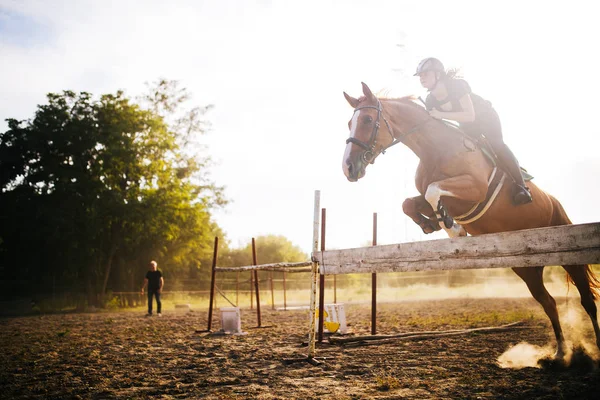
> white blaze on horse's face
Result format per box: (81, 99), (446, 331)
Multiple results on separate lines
(342, 110), (361, 180)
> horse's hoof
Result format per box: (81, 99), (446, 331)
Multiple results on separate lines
(553, 343), (569, 361)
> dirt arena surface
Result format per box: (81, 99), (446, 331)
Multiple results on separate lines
(1, 297), (600, 399)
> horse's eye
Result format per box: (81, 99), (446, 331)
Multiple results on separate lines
(364, 116), (373, 124)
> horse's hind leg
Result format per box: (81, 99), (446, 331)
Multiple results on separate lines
(562, 265), (600, 350)
(512, 266), (567, 358)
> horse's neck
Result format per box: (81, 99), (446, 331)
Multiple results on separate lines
(383, 100), (463, 160)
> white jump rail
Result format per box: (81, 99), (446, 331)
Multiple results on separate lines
(313, 222), (600, 275)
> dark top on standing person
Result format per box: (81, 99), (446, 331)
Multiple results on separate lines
(145, 270), (163, 291)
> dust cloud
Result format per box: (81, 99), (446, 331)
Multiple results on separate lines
(497, 307), (600, 369)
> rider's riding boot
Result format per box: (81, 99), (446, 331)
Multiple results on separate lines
(498, 152), (533, 206)
(512, 184), (532, 206)
(497, 148), (532, 206)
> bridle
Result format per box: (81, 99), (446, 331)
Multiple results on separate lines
(346, 99), (429, 164)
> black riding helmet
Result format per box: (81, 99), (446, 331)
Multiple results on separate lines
(414, 57), (445, 76)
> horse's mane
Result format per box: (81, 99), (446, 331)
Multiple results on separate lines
(379, 95), (428, 113)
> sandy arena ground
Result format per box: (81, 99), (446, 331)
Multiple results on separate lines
(1, 297), (600, 399)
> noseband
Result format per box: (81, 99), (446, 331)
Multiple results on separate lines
(346, 99), (428, 164)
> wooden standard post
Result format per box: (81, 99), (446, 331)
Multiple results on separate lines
(270, 271), (275, 310)
(307, 190), (320, 360)
(250, 270), (254, 310)
(236, 270), (239, 306)
(318, 208), (326, 342)
(371, 212), (377, 335)
(252, 238), (262, 327)
(283, 271), (287, 311)
(207, 237), (219, 331)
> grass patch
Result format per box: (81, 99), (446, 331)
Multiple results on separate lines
(373, 373), (401, 391)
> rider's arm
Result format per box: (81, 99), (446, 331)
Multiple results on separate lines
(429, 93), (475, 123)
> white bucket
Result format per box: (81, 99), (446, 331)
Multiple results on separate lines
(315, 303), (347, 334)
(220, 307), (243, 334)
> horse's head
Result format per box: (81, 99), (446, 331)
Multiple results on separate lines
(342, 82), (394, 182)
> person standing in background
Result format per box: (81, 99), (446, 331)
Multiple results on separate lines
(141, 261), (164, 316)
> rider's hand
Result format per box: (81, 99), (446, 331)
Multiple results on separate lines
(429, 109), (443, 119)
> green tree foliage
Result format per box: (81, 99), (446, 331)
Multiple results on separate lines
(0, 80), (225, 307)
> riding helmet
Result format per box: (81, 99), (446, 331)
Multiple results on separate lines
(414, 57), (445, 76)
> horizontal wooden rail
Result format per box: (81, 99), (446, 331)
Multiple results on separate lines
(215, 261), (312, 272)
(314, 222), (600, 275)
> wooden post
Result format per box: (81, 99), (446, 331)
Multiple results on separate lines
(283, 271), (287, 311)
(333, 275), (337, 304)
(372, 212), (377, 335)
(236, 270), (239, 306)
(308, 190), (320, 359)
(252, 238), (262, 327)
(207, 237), (218, 331)
(270, 271), (275, 310)
(318, 208), (326, 342)
(250, 270), (254, 310)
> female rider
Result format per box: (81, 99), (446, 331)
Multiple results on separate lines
(415, 57), (532, 205)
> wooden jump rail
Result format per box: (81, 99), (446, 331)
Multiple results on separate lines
(313, 222), (600, 275)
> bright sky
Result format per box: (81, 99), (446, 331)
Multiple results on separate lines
(2, 0), (599, 254)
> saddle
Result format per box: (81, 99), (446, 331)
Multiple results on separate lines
(441, 121), (533, 182)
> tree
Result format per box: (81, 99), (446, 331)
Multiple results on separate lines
(0, 81), (226, 306)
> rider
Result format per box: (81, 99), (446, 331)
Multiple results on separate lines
(414, 57), (532, 205)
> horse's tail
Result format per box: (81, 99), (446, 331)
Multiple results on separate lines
(583, 265), (600, 300)
(548, 194), (600, 300)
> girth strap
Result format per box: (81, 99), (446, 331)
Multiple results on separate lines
(454, 167), (506, 225)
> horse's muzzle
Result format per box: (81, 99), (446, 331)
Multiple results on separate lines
(345, 160), (364, 182)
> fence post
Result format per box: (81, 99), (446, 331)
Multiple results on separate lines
(252, 238), (262, 327)
(250, 271), (254, 310)
(270, 271), (275, 310)
(207, 237), (218, 331)
(283, 271), (287, 311)
(372, 212), (377, 335)
(308, 190), (320, 359)
(318, 208), (326, 342)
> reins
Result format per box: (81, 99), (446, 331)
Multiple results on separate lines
(346, 99), (431, 164)
(346, 97), (484, 165)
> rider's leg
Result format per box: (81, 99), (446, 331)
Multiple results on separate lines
(490, 141), (532, 205)
(477, 112), (532, 206)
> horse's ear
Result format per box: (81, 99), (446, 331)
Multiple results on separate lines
(361, 82), (374, 99)
(343, 92), (359, 108)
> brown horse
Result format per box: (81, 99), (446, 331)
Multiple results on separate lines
(342, 82), (600, 359)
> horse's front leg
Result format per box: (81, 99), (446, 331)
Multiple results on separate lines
(424, 174), (487, 237)
(402, 195), (441, 234)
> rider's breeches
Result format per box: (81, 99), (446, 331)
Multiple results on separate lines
(463, 110), (526, 187)
(489, 142), (527, 186)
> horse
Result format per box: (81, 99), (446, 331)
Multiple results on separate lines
(342, 82), (600, 359)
